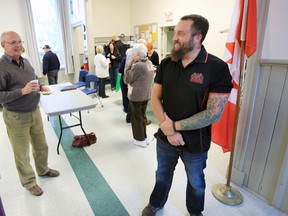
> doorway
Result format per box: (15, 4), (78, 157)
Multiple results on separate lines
(160, 26), (175, 59)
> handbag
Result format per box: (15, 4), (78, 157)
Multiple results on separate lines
(72, 132), (97, 148)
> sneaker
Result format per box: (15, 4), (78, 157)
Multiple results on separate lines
(145, 138), (150, 145)
(28, 185), (43, 196)
(39, 169), (60, 177)
(190, 213), (203, 216)
(133, 139), (148, 148)
(142, 203), (161, 216)
(146, 120), (151, 125)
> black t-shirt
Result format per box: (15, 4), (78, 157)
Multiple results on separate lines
(154, 46), (233, 153)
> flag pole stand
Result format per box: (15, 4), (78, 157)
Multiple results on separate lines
(211, 111), (243, 206)
(212, 120), (243, 205)
(212, 41), (246, 206)
(212, 184), (243, 206)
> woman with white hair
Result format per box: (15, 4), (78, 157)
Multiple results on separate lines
(94, 45), (110, 98)
(124, 43), (154, 147)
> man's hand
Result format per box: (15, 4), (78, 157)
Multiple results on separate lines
(40, 86), (50, 92)
(160, 113), (175, 136)
(167, 132), (185, 146)
(21, 81), (39, 95)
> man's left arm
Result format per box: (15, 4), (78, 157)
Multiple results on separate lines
(160, 92), (230, 135)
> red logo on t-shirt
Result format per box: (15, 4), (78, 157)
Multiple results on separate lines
(190, 73), (204, 84)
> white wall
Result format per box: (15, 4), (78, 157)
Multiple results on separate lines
(0, 0), (25, 56)
(261, 0), (288, 60)
(1, 0), (288, 65)
(88, 0), (235, 58)
(129, 0), (235, 58)
(89, 0), (131, 38)
(0, 0), (240, 63)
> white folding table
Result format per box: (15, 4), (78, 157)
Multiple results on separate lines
(40, 83), (97, 154)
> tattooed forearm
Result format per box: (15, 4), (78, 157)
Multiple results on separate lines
(179, 93), (230, 131)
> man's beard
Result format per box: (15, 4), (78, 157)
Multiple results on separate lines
(170, 39), (194, 61)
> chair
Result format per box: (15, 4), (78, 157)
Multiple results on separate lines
(74, 69), (88, 88)
(81, 74), (103, 107)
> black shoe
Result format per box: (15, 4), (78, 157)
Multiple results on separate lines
(126, 113), (131, 123)
(142, 204), (161, 216)
(102, 95), (109, 98)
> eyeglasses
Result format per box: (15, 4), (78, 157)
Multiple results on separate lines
(4, 40), (24, 46)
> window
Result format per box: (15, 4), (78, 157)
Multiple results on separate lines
(30, 0), (65, 68)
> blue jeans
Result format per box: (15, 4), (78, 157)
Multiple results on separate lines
(149, 138), (207, 214)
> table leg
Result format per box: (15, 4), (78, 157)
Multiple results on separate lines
(57, 115), (63, 155)
(78, 111), (88, 138)
(56, 111), (89, 154)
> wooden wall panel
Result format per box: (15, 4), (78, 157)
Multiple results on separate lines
(243, 65), (270, 186)
(258, 66), (288, 202)
(247, 65), (286, 194)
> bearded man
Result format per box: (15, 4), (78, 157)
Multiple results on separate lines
(141, 14), (233, 216)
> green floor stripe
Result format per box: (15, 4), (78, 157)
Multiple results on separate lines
(49, 116), (129, 216)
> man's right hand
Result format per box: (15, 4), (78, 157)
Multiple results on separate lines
(21, 82), (39, 95)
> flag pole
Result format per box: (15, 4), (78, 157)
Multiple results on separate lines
(211, 41), (246, 206)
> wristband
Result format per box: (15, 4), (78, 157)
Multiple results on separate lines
(172, 121), (178, 132)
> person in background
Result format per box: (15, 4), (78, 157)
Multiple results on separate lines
(112, 34), (125, 61)
(0, 31), (60, 197)
(124, 38), (152, 125)
(142, 14), (233, 216)
(146, 42), (159, 68)
(42, 44), (60, 85)
(124, 43), (154, 148)
(118, 48), (132, 122)
(106, 41), (121, 91)
(94, 45), (110, 98)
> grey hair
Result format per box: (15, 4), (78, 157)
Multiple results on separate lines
(0, 31), (19, 43)
(0, 32), (7, 43)
(137, 38), (147, 45)
(132, 43), (147, 60)
(126, 48), (132, 55)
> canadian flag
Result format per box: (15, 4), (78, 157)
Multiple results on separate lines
(212, 0), (257, 152)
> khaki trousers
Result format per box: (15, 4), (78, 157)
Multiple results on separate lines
(3, 107), (49, 189)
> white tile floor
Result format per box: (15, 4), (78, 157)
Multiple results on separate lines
(0, 88), (287, 216)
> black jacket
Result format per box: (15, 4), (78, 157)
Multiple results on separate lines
(42, 51), (60, 75)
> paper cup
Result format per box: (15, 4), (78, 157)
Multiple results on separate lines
(30, 79), (39, 91)
(30, 79), (39, 84)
